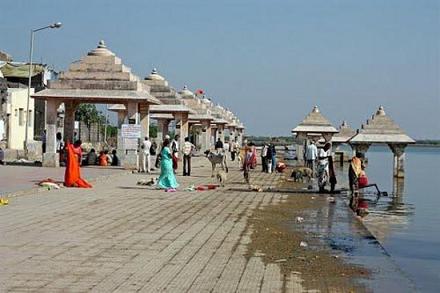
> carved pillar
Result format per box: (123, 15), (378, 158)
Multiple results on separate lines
(43, 99), (60, 167)
(117, 110), (127, 127)
(139, 104), (150, 139)
(63, 101), (79, 143)
(389, 144), (407, 178)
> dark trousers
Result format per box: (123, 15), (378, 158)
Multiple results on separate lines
(261, 156), (268, 172)
(231, 151), (236, 161)
(183, 154), (191, 176)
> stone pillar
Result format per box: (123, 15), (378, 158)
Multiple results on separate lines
(237, 129), (243, 146)
(217, 125), (225, 143)
(389, 144), (406, 178)
(295, 133), (307, 164)
(117, 110), (126, 127)
(63, 101), (78, 143)
(121, 102), (139, 170)
(176, 113), (189, 149)
(200, 120), (212, 151)
(156, 119), (170, 144)
(139, 103), (150, 139)
(43, 99), (60, 167)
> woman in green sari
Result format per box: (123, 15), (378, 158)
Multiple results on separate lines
(157, 139), (179, 190)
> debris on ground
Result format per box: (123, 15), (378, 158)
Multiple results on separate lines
(184, 185), (196, 192)
(137, 178), (156, 186)
(0, 198), (9, 205)
(296, 216), (304, 223)
(327, 196), (336, 203)
(38, 179), (61, 190)
(300, 241), (308, 248)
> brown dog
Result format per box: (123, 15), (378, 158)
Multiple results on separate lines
(290, 167), (313, 182)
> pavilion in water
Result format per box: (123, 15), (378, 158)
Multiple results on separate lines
(349, 106), (415, 178)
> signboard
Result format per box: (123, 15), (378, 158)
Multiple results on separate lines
(123, 138), (138, 150)
(121, 124), (141, 139)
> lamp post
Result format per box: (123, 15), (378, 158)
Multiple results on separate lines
(25, 22), (62, 151)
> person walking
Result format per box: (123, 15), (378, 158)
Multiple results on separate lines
(142, 136), (152, 173)
(269, 143), (276, 173)
(317, 142), (332, 193)
(215, 138), (224, 153)
(182, 137), (195, 176)
(171, 135), (179, 173)
(157, 138), (179, 190)
(306, 141), (318, 176)
(261, 143), (268, 172)
(230, 140), (238, 161)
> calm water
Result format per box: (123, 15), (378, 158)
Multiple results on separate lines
(354, 146), (440, 292)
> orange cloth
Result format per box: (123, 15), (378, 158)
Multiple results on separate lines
(99, 154), (108, 166)
(64, 143), (92, 188)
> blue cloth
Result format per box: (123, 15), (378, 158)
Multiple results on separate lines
(157, 147), (179, 189)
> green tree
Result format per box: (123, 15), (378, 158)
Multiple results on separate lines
(75, 104), (106, 141)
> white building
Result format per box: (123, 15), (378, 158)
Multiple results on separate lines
(2, 88), (35, 150)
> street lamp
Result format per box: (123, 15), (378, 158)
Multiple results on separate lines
(25, 22), (62, 151)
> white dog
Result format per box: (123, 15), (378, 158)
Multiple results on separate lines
(216, 170), (227, 187)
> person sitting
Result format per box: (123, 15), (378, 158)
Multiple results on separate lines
(111, 150), (119, 166)
(64, 141), (92, 188)
(98, 151), (108, 166)
(86, 149), (98, 165)
(105, 150), (112, 165)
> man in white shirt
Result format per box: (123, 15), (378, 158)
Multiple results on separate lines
(306, 141), (318, 176)
(317, 142), (332, 192)
(142, 136), (152, 173)
(182, 137), (195, 176)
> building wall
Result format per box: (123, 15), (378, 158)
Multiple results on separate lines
(6, 88), (34, 150)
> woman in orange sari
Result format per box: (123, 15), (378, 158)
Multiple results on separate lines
(64, 141), (92, 188)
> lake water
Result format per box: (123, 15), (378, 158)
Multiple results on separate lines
(350, 146), (440, 292)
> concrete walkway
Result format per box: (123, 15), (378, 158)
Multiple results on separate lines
(0, 158), (308, 292)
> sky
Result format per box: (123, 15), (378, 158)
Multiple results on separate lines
(1, 0), (439, 138)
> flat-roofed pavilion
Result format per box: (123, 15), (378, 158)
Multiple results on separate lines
(32, 41), (160, 168)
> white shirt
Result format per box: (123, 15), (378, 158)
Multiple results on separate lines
(306, 144), (318, 160)
(183, 141), (194, 156)
(318, 148), (330, 165)
(224, 143), (230, 152)
(143, 140), (152, 155)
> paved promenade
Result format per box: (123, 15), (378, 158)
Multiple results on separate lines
(0, 158), (309, 292)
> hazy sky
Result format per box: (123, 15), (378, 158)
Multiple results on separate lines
(1, 0), (439, 138)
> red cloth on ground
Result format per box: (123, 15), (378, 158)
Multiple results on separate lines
(64, 143), (92, 188)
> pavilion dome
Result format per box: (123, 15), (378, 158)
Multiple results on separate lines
(145, 68), (165, 81)
(179, 85), (194, 98)
(87, 40), (115, 57)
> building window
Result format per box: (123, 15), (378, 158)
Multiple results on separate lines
(19, 108), (24, 126)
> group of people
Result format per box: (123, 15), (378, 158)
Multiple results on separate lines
(85, 149), (119, 167)
(215, 138), (240, 162)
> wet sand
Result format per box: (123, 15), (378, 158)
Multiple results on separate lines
(245, 175), (370, 291)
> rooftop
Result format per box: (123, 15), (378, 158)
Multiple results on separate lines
(350, 106), (415, 144)
(32, 41), (160, 105)
(332, 121), (356, 143)
(292, 105), (338, 134)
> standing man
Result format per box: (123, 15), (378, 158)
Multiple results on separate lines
(306, 141), (318, 176)
(171, 134), (179, 173)
(317, 142), (332, 193)
(142, 136), (152, 173)
(182, 137), (195, 176)
(269, 142), (277, 173)
(224, 140), (230, 159)
(215, 138), (223, 153)
(230, 139), (238, 161)
(261, 143), (268, 172)
(41, 129), (47, 154)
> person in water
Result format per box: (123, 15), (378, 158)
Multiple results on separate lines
(64, 141), (92, 188)
(157, 138), (179, 190)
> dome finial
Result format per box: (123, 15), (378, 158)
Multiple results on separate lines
(312, 105), (320, 113)
(98, 40), (106, 48)
(376, 105), (386, 116)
